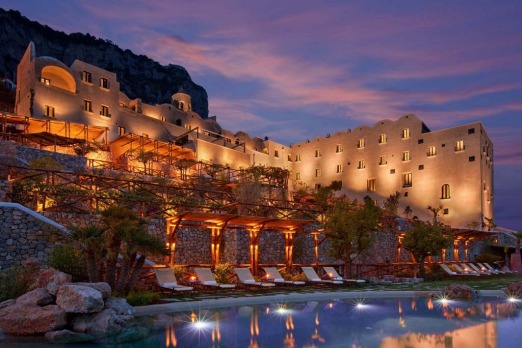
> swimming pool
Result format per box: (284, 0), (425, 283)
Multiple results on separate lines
(3, 296), (521, 347)
(136, 296), (521, 347)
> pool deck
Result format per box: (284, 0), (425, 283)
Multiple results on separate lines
(135, 289), (505, 316)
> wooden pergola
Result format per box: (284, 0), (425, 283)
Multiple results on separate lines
(166, 212), (318, 275)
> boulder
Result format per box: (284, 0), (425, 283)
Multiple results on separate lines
(0, 300), (15, 310)
(71, 309), (123, 335)
(505, 281), (522, 297)
(56, 284), (104, 313)
(443, 284), (475, 299)
(104, 297), (135, 316)
(75, 282), (112, 299)
(16, 288), (54, 306)
(36, 268), (72, 295)
(45, 329), (95, 344)
(0, 304), (67, 336)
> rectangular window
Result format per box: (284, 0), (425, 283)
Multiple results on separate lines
(287, 154), (292, 162)
(357, 138), (365, 149)
(161, 116), (166, 122)
(402, 151), (410, 161)
(315, 149), (321, 157)
(118, 126), (126, 136)
(418, 139), (424, 144)
(379, 155), (387, 166)
(468, 128), (475, 134)
(379, 133), (387, 144)
(358, 160), (365, 169)
(455, 140), (465, 151)
(185, 124), (192, 130)
(315, 168), (321, 177)
(403, 172), (412, 187)
(418, 165), (424, 170)
(44, 105), (55, 118)
(100, 77), (109, 89)
(443, 208), (449, 215)
(100, 105), (110, 117)
(39, 77), (50, 85)
(402, 128), (410, 139)
(427, 146), (436, 157)
(390, 169), (396, 174)
(336, 144), (343, 153)
(336, 164), (343, 173)
(295, 172), (301, 180)
(367, 178), (376, 192)
(82, 71), (92, 83)
(295, 154), (301, 162)
(274, 150), (279, 158)
(83, 99), (92, 112)
(469, 156), (475, 162)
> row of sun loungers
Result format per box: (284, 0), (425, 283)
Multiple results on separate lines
(153, 266), (365, 293)
(440, 262), (516, 277)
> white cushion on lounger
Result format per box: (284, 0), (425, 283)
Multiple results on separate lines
(274, 278), (285, 282)
(244, 279), (256, 284)
(162, 282), (178, 288)
(203, 280), (218, 286)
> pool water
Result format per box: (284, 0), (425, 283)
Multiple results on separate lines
(3, 297), (521, 347)
(137, 296), (522, 347)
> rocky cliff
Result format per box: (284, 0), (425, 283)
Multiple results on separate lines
(0, 9), (208, 117)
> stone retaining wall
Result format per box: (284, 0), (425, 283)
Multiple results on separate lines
(0, 205), (68, 269)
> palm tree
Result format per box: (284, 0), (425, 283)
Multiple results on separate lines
(70, 225), (103, 282)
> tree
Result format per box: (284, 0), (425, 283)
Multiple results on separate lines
(70, 225), (103, 282)
(135, 150), (154, 175)
(426, 205), (443, 223)
(325, 196), (382, 277)
(383, 191), (401, 216)
(402, 220), (452, 278)
(513, 232), (522, 259)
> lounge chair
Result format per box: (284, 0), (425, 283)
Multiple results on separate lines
(262, 267), (305, 286)
(440, 264), (459, 276)
(467, 263), (493, 275)
(323, 266), (366, 285)
(194, 267), (236, 290)
(463, 263), (490, 275)
(453, 264), (480, 276)
(301, 267), (343, 285)
(480, 262), (505, 274)
(234, 268), (275, 289)
(153, 268), (194, 293)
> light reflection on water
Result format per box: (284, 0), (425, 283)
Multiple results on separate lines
(142, 297), (522, 348)
(2, 297), (521, 347)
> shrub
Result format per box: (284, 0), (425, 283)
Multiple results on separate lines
(213, 263), (233, 284)
(170, 265), (187, 280)
(475, 253), (502, 265)
(125, 290), (160, 306)
(48, 244), (88, 282)
(0, 265), (39, 302)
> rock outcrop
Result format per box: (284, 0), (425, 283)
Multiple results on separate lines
(0, 269), (140, 342)
(443, 284), (476, 299)
(505, 281), (522, 297)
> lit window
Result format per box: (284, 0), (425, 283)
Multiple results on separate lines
(296, 172), (301, 180)
(379, 155), (387, 166)
(100, 105), (110, 117)
(315, 168), (321, 177)
(402, 151), (410, 161)
(403, 172), (412, 187)
(44, 105), (55, 118)
(118, 126), (126, 136)
(100, 77), (109, 89)
(357, 138), (365, 149)
(185, 124), (192, 130)
(358, 160), (365, 169)
(367, 178), (376, 192)
(441, 184), (450, 199)
(274, 150), (279, 158)
(39, 77), (50, 85)
(295, 154), (301, 162)
(427, 146), (436, 157)
(336, 164), (343, 173)
(83, 99), (92, 112)
(336, 144), (343, 153)
(379, 133), (387, 144)
(161, 116), (166, 122)
(82, 71), (92, 83)
(455, 140), (465, 152)
(402, 128), (410, 139)
(315, 149), (321, 157)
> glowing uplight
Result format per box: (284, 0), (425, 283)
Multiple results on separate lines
(507, 297), (519, 303)
(352, 298), (368, 312)
(435, 294), (454, 307)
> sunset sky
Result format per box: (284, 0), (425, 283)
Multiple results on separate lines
(1, 1), (521, 229)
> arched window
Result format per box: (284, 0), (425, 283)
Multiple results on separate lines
(441, 184), (451, 199)
(41, 66), (76, 92)
(179, 101), (185, 110)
